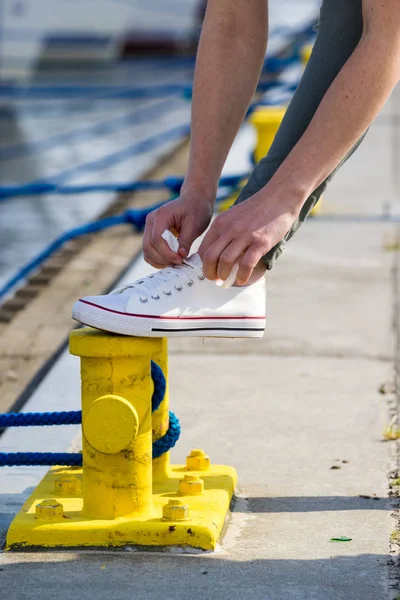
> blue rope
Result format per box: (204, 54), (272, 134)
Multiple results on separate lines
(0, 80), (276, 102)
(151, 361), (167, 413)
(0, 174), (241, 199)
(0, 179), (167, 200)
(0, 81), (283, 101)
(153, 412), (180, 459)
(0, 452), (83, 467)
(0, 83), (194, 100)
(0, 361), (180, 465)
(0, 173), (243, 199)
(0, 411), (81, 427)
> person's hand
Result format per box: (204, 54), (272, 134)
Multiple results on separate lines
(143, 191), (214, 268)
(198, 190), (299, 285)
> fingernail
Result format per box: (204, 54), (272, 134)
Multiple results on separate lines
(179, 246), (188, 257)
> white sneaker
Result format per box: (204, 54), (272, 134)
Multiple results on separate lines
(72, 254), (266, 338)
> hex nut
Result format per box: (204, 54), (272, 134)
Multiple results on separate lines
(186, 449), (210, 471)
(162, 499), (190, 521)
(54, 475), (81, 496)
(179, 475), (204, 496)
(35, 499), (64, 520)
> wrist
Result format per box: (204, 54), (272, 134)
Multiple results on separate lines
(261, 172), (312, 216)
(180, 179), (217, 206)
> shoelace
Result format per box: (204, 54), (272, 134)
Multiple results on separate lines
(112, 257), (205, 303)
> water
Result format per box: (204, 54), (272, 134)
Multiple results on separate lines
(0, 0), (320, 292)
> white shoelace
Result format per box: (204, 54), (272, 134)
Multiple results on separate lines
(112, 254), (205, 303)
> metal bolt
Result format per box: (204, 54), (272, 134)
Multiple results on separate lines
(179, 474), (204, 496)
(35, 499), (64, 520)
(186, 448), (210, 471)
(54, 475), (81, 496)
(162, 499), (190, 521)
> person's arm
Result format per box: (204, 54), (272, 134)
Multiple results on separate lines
(182, 0), (268, 198)
(266, 0), (400, 205)
(143, 0), (268, 267)
(200, 0), (400, 285)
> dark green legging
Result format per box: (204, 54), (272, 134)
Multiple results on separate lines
(234, 0), (365, 268)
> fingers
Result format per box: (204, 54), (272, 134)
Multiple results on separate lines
(216, 240), (247, 281)
(237, 246), (263, 285)
(151, 215), (183, 265)
(198, 225), (219, 259)
(201, 236), (233, 280)
(143, 213), (172, 268)
(143, 211), (182, 267)
(142, 222), (169, 268)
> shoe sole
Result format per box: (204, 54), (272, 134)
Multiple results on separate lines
(72, 299), (266, 338)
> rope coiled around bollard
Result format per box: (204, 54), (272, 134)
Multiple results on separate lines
(152, 412), (180, 459)
(0, 361), (180, 466)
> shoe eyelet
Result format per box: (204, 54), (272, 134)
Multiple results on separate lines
(175, 285), (183, 292)
(163, 290), (172, 296)
(186, 279), (194, 287)
(198, 275), (205, 281)
(151, 294), (160, 300)
(139, 297), (148, 303)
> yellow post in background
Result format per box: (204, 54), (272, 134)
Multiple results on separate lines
(70, 329), (163, 520)
(300, 43), (313, 67)
(250, 106), (287, 164)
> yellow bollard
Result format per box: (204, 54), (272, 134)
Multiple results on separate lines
(71, 329), (157, 520)
(6, 328), (237, 551)
(300, 43), (313, 67)
(250, 106), (287, 164)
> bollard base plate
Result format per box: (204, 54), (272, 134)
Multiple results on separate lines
(6, 464), (237, 551)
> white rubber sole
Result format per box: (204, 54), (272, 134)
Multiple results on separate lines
(72, 299), (266, 338)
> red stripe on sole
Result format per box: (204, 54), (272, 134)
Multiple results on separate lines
(79, 299), (265, 321)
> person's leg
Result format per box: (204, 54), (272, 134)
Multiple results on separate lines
(234, 0), (365, 269)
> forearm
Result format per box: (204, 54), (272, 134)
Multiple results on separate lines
(266, 32), (400, 211)
(182, 0), (268, 199)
